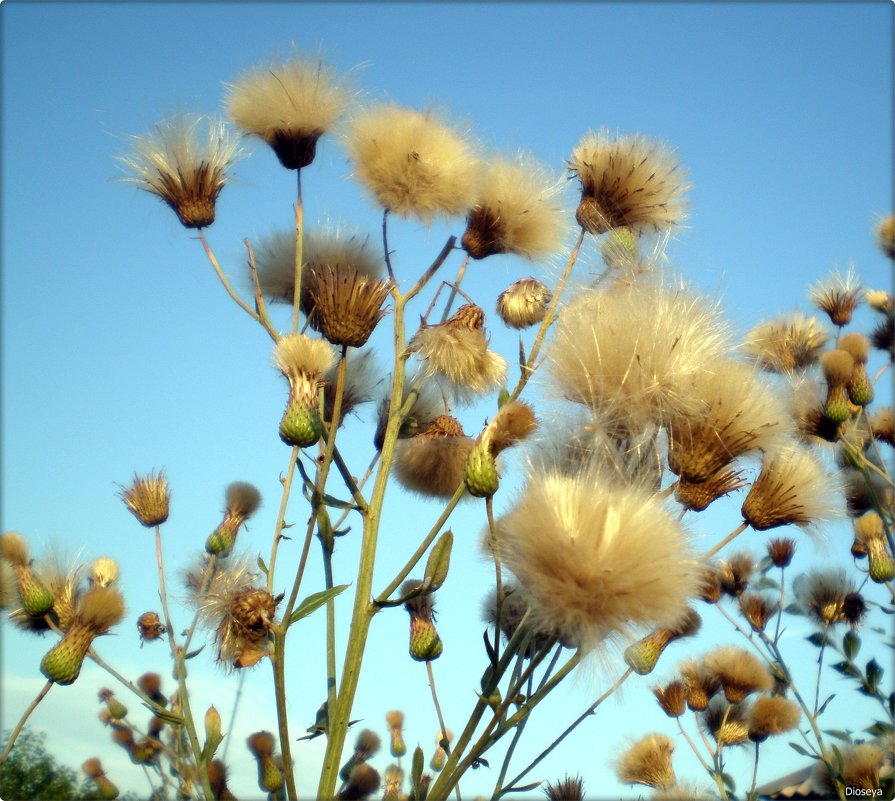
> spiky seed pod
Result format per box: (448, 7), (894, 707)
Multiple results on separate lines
(496, 461), (698, 653)
(119, 471), (170, 528)
(402, 580), (443, 661)
(738, 594), (779, 632)
(207, 760), (238, 801)
(814, 744), (885, 795)
(497, 278), (552, 329)
(702, 697), (749, 747)
(870, 407), (894, 447)
(615, 733), (676, 789)
(679, 659), (721, 712)
(744, 314), (829, 373)
(205, 482), (262, 556)
(747, 696), (801, 742)
(543, 775), (585, 801)
(98, 689), (128, 720)
(667, 361), (790, 482)
(794, 569), (860, 628)
(811, 266), (862, 327)
(345, 104), (479, 222)
(247, 732), (283, 793)
(383, 765), (404, 801)
(547, 280), (731, 430)
(461, 155), (566, 260)
(624, 608), (701, 675)
(569, 130), (688, 235)
(0, 533), (54, 617)
(705, 646), (773, 703)
(410, 305), (507, 404)
(385, 711), (406, 758)
(338, 764), (381, 800)
(305, 265), (392, 348)
(227, 55), (350, 170)
(742, 443), (842, 531)
(675, 468), (746, 512)
(119, 113), (242, 228)
(137, 672), (167, 706)
(41, 586), (126, 685)
(394, 415), (473, 499)
(718, 553), (755, 597)
(876, 215), (895, 259)
(82, 758), (119, 800)
(767, 537), (796, 568)
(274, 333), (335, 448)
(653, 681), (688, 718)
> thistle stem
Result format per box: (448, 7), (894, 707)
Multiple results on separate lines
(702, 520), (749, 560)
(440, 254), (470, 322)
(426, 661), (461, 801)
(220, 671), (246, 763)
(292, 168), (304, 333)
(676, 716), (712, 776)
(244, 237), (281, 342)
(267, 447), (300, 596)
(0, 680), (53, 768)
(486, 494), (504, 664)
(197, 229), (261, 326)
(749, 741), (761, 800)
(382, 209), (395, 282)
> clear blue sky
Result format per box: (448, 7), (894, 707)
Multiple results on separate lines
(2, 2), (892, 799)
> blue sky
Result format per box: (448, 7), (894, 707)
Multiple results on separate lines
(1, 2), (893, 799)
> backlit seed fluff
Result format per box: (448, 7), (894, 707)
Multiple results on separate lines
(119, 113), (242, 228)
(876, 215), (895, 260)
(718, 553), (755, 597)
(810, 265), (862, 327)
(119, 471), (170, 527)
(345, 105), (479, 222)
(485, 400), (537, 456)
(227, 55), (351, 169)
(493, 463), (697, 653)
(679, 658), (721, 712)
(90, 558), (119, 588)
(744, 314), (829, 373)
(461, 155), (566, 260)
(410, 305), (507, 403)
(615, 733), (676, 789)
(794, 569), (861, 628)
(323, 349), (380, 424)
(547, 280), (730, 429)
(496, 278), (552, 329)
(569, 129), (688, 235)
(747, 696), (800, 742)
(394, 415), (473, 499)
(742, 443), (842, 531)
(865, 289), (893, 314)
(274, 333), (336, 404)
(813, 744), (885, 795)
(704, 646), (773, 703)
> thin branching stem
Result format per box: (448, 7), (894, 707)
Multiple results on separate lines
(0, 680), (53, 768)
(702, 520), (749, 560)
(427, 661), (462, 801)
(292, 169), (304, 333)
(197, 229), (260, 325)
(267, 448), (300, 595)
(676, 716), (712, 776)
(244, 237), (281, 342)
(440, 253), (470, 322)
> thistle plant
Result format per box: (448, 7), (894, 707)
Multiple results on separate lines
(2, 45), (893, 801)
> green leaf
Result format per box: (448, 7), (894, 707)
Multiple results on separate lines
(817, 693), (835, 715)
(823, 729), (853, 743)
(866, 658), (884, 692)
(423, 531), (453, 592)
(831, 744), (845, 776)
(806, 631), (829, 648)
(784, 603), (805, 616)
(411, 746), (425, 799)
(185, 644), (206, 660)
(497, 388), (510, 408)
(831, 660), (861, 678)
(843, 630), (861, 661)
(257, 555), (269, 575)
(721, 773), (736, 792)
(788, 742), (814, 758)
(146, 705), (184, 726)
(289, 584), (349, 625)
(865, 721), (895, 737)
(503, 782), (542, 795)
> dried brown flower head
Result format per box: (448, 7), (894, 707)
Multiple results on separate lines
(137, 611), (166, 643)
(701, 697), (749, 747)
(738, 593), (779, 632)
(496, 278), (552, 329)
(719, 553), (755, 597)
(653, 680), (688, 718)
(119, 471), (170, 528)
(705, 645), (773, 703)
(744, 314), (829, 373)
(747, 695), (800, 742)
(875, 214), (895, 260)
(543, 775), (585, 801)
(339, 764), (381, 800)
(679, 658), (721, 712)
(305, 265), (392, 348)
(615, 733), (676, 789)
(794, 569), (860, 628)
(810, 266), (862, 327)
(394, 415), (473, 499)
(675, 468), (746, 513)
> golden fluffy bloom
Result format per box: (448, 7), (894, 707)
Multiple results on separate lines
(484, 400), (537, 455)
(653, 680), (688, 718)
(89, 557), (119, 588)
(547, 279), (730, 429)
(496, 277), (552, 329)
(767, 537), (796, 568)
(410, 305), (507, 403)
(744, 313), (829, 373)
(393, 415), (473, 499)
(615, 733), (676, 789)
(119, 113), (242, 228)
(226, 55), (351, 169)
(742, 443), (842, 530)
(274, 333), (336, 405)
(569, 129), (688, 235)
(747, 696), (800, 742)
(461, 154), (566, 260)
(679, 658), (721, 712)
(667, 359), (790, 482)
(865, 289), (893, 314)
(738, 593), (779, 632)
(493, 462), (697, 653)
(810, 265), (862, 327)
(704, 646), (773, 703)
(875, 214), (895, 260)
(119, 471), (170, 528)
(344, 105), (479, 222)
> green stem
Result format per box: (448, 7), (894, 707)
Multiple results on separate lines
(0, 680), (53, 768)
(197, 229), (261, 327)
(322, 527), (339, 728)
(292, 168), (304, 333)
(267, 448), (300, 595)
(427, 661), (461, 801)
(244, 237), (281, 342)
(749, 741), (761, 800)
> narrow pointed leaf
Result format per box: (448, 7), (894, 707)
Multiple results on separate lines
(289, 584), (349, 625)
(423, 531), (453, 592)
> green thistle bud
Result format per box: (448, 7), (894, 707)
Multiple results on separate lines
(205, 523), (238, 556)
(464, 441), (499, 497)
(430, 748), (446, 772)
(16, 566), (54, 616)
(40, 625), (94, 685)
(867, 539), (895, 582)
(96, 776), (120, 800)
(279, 400), (324, 448)
(99, 690), (128, 721)
(409, 617), (443, 662)
(623, 629), (673, 675)
(259, 757), (284, 792)
(847, 368), (874, 407)
(823, 385), (853, 424)
(389, 729), (406, 758)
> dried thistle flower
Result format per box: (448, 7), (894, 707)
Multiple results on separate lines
(679, 658), (721, 712)
(747, 695), (800, 742)
(305, 264), (392, 348)
(870, 407), (894, 447)
(718, 553), (755, 597)
(227, 54), (351, 169)
(465, 401), (537, 498)
(788, 376), (843, 445)
(744, 313), (829, 373)
(870, 314), (895, 360)
(394, 415), (473, 499)
(813, 743), (885, 795)
(794, 569), (861, 628)
(697, 564), (723, 604)
(675, 467), (746, 512)
(340, 729), (383, 782)
(137, 672), (167, 706)
(705, 646), (773, 703)
(875, 214), (895, 260)
(205, 481), (262, 556)
(810, 265), (862, 327)
(345, 104), (479, 222)
(98, 688), (128, 720)
(738, 593), (779, 632)
(274, 333), (336, 448)
(119, 112), (242, 228)
(569, 129), (688, 235)
(544, 775), (585, 801)
(461, 154), (566, 260)
(494, 461), (697, 653)
(547, 279), (730, 429)
(40, 585), (126, 685)
(82, 757), (119, 800)
(137, 611), (166, 643)
(496, 277), (552, 329)
(89, 557), (118, 588)
(615, 733), (676, 789)
(207, 760), (237, 801)
(410, 305), (507, 404)
(119, 471), (170, 528)
(653, 680), (688, 718)
(701, 697), (749, 747)
(742, 443), (842, 531)
(402, 580), (443, 662)
(865, 288), (894, 314)
(339, 764), (381, 800)
(767, 537), (796, 568)
(623, 608), (701, 675)
(383, 764), (404, 800)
